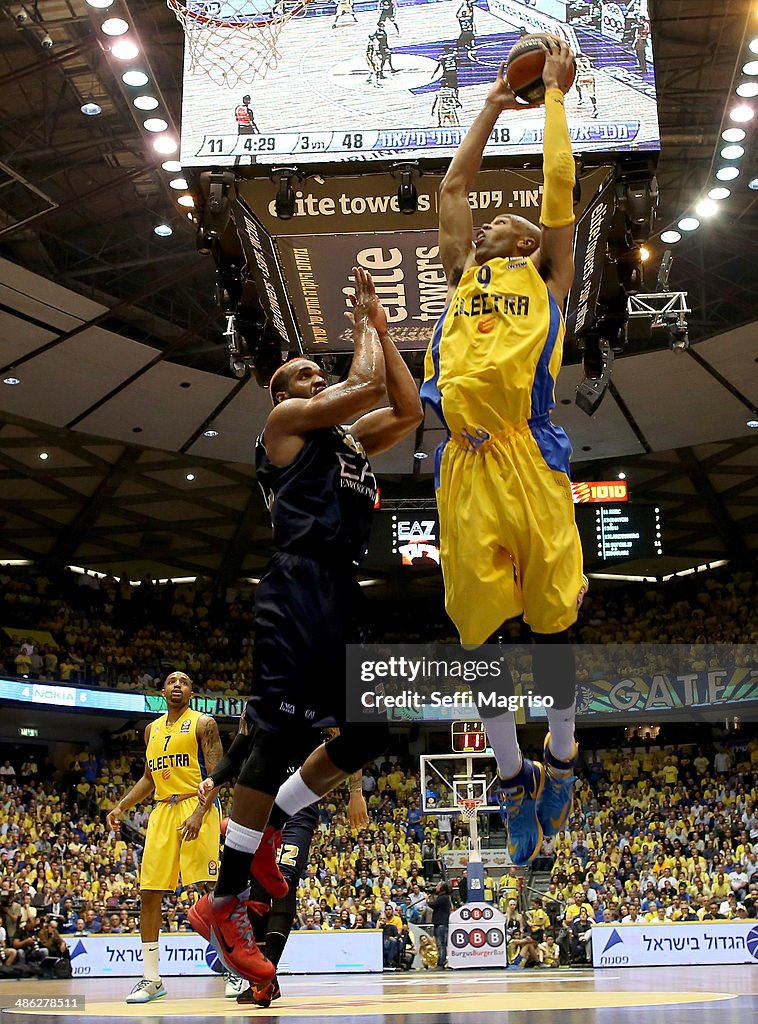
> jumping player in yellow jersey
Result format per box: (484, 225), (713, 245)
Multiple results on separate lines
(106, 672), (223, 1003)
(421, 41), (585, 866)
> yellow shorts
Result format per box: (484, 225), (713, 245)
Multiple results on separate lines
(437, 423), (585, 645)
(140, 799), (220, 892)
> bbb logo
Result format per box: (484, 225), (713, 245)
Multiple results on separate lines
(205, 944), (225, 974)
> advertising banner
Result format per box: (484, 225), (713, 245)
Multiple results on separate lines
(448, 904), (507, 970)
(69, 931), (383, 978)
(593, 921), (758, 968)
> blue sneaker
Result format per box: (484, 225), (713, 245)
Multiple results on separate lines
(498, 758), (544, 865)
(537, 733), (577, 837)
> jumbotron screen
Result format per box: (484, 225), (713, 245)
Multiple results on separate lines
(180, 0), (660, 167)
(366, 503), (662, 568)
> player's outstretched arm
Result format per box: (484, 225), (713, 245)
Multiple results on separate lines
(439, 63), (527, 287)
(349, 267), (423, 456)
(265, 271), (385, 445)
(533, 39), (576, 306)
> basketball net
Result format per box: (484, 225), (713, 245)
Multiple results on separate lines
(457, 794), (484, 865)
(167, 0), (311, 87)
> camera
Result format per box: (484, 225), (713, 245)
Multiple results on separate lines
(41, 33), (53, 49)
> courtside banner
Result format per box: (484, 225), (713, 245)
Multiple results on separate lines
(593, 921), (758, 968)
(448, 904), (507, 970)
(69, 931), (382, 977)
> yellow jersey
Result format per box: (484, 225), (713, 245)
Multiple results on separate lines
(146, 708), (206, 801)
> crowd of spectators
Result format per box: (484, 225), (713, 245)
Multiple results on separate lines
(0, 731), (756, 972)
(1, 566), (755, 700)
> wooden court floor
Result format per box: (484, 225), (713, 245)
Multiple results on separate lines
(1, 966), (756, 1023)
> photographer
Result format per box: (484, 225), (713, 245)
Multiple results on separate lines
(0, 921), (19, 967)
(428, 881), (451, 968)
(12, 917), (48, 966)
(37, 917), (70, 961)
(1, 893), (22, 945)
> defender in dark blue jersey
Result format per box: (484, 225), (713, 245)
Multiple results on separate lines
(189, 267), (422, 986)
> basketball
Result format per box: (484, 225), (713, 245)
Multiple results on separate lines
(506, 33), (576, 104)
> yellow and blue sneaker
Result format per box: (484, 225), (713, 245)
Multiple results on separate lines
(498, 758), (544, 865)
(537, 733), (578, 837)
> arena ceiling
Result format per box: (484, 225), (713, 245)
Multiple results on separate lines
(0, 0), (756, 580)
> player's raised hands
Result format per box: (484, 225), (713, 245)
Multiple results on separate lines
(345, 265), (389, 337)
(540, 37), (575, 93)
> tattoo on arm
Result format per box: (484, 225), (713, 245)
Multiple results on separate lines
(200, 717), (224, 778)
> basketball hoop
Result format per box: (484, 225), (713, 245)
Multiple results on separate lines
(458, 795), (484, 826)
(167, 0), (312, 87)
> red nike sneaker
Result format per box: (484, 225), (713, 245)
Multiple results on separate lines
(250, 825), (288, 899)
(188, 893), (275, 984)
(237, 975), (281, 1007)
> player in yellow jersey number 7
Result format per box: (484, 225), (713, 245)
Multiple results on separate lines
(421, 42), (587, 866)
(107, 671), (225, 1003)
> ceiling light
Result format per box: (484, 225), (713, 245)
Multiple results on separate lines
(203, 429), (219, 438)
(639, 246), (650, 261)
(38, 452), (49, 461)
(161, 160), (181, 172)
(122, 70), (148, 87)
(169, 177), (189, 190)
(720, 144), (745, 159)
(749, 178), (758, 190)
(721, 127), (746, 142)
(729, 104), (754, 122)
(743, 61), (758, 76)
(143, 117), (168, 132)
(750, 38), (758, 55)
(111, 40), (140, 60)
(80, 101), (102, 116)
(708, 187), (731, 200)
(3, 376), (21, 385)
(660, 230), (681, 243)
(134, 95), (159, 111)
(154, 224), (173, 237)
(413, 451), (428, 460)
(617, 472), (626, 480)
(736, 82), (758, 98)
(185, 473), (195, 481)
(695, 199), (718, 217)
(677, 217), (700, 231)
(152, 136), (178, 154)
(86, 0), (114, 7)
(746, 418), (758, 429)
(716, 166), (740, 180)
(177, 194), (194, 208)
(101, 17), (128, 35)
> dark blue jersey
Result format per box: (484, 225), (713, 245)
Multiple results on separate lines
(256, 425), (377, 565)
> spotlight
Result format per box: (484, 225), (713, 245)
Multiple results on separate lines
(639, 246), (650, 261)
(161, 160), (182, 172)
(177, 194), (194, 208)
(154, 224), (173, 237)
(660, 230), (681, 243)
(38, 452), (49, 461)
(153, 136), (178, 154)
(111, 40), (140, 60)
(272, 168), (301, 220)
(413, 450), (428, 460)
(391, 162), (422, 215)
(41, 33), (53, 50)
(203, 429), (219, 438)
(716, 167), (740, 181)
(80, 100), (102, 116)
(749, 38), (758, 55)
(3, 376), (21, 385)
(200, 169), (235, 238)
(667, 325), (689, 352)
(101, 17), (128, 34)
(144, 117), (168, 132)
(694, 199), (718, 217)
(707, 187), (730, 200)
(736, 82), (758, 98)
(729, 105), (754, 122)
(122, 70), (149, 87)
(720, 144), (745, 159)
(743, 61), (758, 76)
(617, 472), (626, 480)
(622, 178), (658, 243)
(134, 95), (159, 110)
(169, 177), (189, 190)
(721, 127), (746, 142)
(746, 418), (758, 429)
(87, 0), (114, 8)
(616, 249), (644, 295)
(749, 178), (758, 190)
(677, 217), (700, 231)
(656, 250), (673, 290)
(185, 473), (195, 481)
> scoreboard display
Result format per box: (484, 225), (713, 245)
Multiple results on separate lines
(451, 720), (488, 752)
(575, 503), (663, 562)
(367, 504), (663, 567)
(180, 0), (660, 167)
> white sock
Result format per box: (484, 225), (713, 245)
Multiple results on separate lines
(484, 712), (522, 780)
(274, 768), (321, 817)
(546, 702), (577, 763)
(142, 942), (160, 982)
(224, 819), (263, 854)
